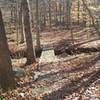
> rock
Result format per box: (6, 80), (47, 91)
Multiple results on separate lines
(13, 67), (26, 77)
(33, 71), (44, 81)
(19, 93), (25, 98)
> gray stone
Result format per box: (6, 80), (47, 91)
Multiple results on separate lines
(13, 67), (25, 77)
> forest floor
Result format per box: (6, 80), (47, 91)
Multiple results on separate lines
(0, 26), (100, 100)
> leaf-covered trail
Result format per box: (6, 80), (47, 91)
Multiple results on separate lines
(32, 53), (100, 100)
(1, 53), (100, 99)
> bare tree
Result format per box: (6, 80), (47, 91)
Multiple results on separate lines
(66, 0), (72, 29)
(22, 0), (36, 64)
(82, 0), (100, 37)
(36, 0), (41, 50)
(77, 0), (80, 24)
(19, 3), (24, 43)
(0, 9), (15, 90)
(48, 0), (52, 28)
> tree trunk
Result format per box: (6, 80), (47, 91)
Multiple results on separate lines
(20, 12), (25, 43)
(66, 0), (71, 29)
(62, 0), (65, 24)
(77, 0), (80, 24)
(55, 1), (58, 24)
(19, 4), (24, 43)
(81, 0), (100, 37)
(36, 0), (41, 50)
(16, 1), (19, 45)
(59, 3), (62, 24)
(0, 9), (15, 90)
(22, 0), (36, 64)
(48, 0), (52, 29)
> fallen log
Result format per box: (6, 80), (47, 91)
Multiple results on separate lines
(55, 47), (100, 55)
